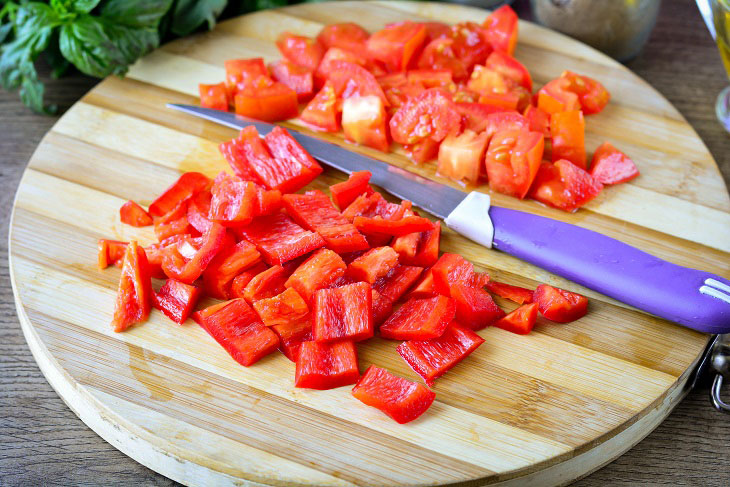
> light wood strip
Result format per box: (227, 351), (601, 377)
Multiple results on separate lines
(128, 50), (226, 97)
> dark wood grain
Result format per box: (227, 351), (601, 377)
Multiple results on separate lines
(1, 2), (728, 486)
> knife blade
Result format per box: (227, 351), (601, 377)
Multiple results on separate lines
(168, 103), (730, 334)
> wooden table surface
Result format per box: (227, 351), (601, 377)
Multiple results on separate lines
(1, 1), (728, 485)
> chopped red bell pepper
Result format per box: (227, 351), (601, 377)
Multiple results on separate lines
(295, 340), (360, 389)
(589, 142), (639, 185)
(193, 298), (279, 366)
(391, 221), (440, 268)
(153, 199), (192, 241)
(494, 302), (538, 334)
(269, 59), (314, 102)
(148, 172), (211, 218)
(285, 248), (347, 303)
(111, 241), (152, 332)
(313, 281), (373, 342)
(372, 265), (423, 303)
(299, 81), (340, 132)
(199, 82), (228, 111)
(229, 261), (269, 298)
(282, 192), (369, 254)
(352, 366), (436, 424)
(347, 247), (399, 284)
(533, 284), (588, 323)
(431, 253), (477, 296)
(161, 222), (229, 284)
(341, 192), (409, 223)
(253, 287), (309, 328)
(144, 236), (186, 279)
(272, 318), (312, 362)
(119, 200), (153, 227)
(202, 239), (261, 299)
(265, 126), (323, 191)
(529, 160), (603, 213)
(218, 137), (265, 185)
(353, 215), (433, 237)
(98, 239), (128, 270)
(209, 173), (282, 226)
(152, 279), (202, 325)
(485, 280), (534, 304)
(380, 295), (456, 340)
(397, 322), (485, 385)
(371, 288), (394, 326)
(329, 171), (374, 211)
(187, 190), (213, 234)
(237, 212), (325, 266)
(242, 264), (289, 303)
(450, 283), (505, 330)
(409, 268), (436, 299)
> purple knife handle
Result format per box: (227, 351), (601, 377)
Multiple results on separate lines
(489, 207), (730, 334)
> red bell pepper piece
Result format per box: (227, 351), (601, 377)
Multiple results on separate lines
(119, 200), (153, 227)
(282, 192), (369, 254)
(352, 366), (436, 424)
(380, 295), (456, 340)
(229, 261), (269, 298)
(237, 212), (325, 266)
(409, 268), (436, 299)
(218, 137), (265, 185)
(529, 160), (603, 213)
(342, 192), (409, 223)
(313, 282), (373, 342)
(295, 340), (360, 389)
(199, 82), (228, 111)
(397, 322), (485, 386)
(485, 280), (534, 304)
(450, 283), (505, 330)
(533, 284), (588, 323)
(372, 265), (423, 303)
(494, 302), (538, 334)
(371, 288), (394, 326)
(269, 59), (314, 102)
(144, 236), (187, 279)
(299, 81), (340, 132)
(186, 190), (213, 234)
(353, 215), (433, 237)
(391, 221), (440, 268)
(347, 247), (399, 284)
(272, 318), (312, 362)
(98, 239), (128, 270)
(589, 142), (639, 185)
(431, 253), (477, 296)
(329, 171), (374, 211)
(234, 78), (299, 123)
(153, 199), (192, 241)
(253, 287), (309, 328)
(202, 240), (261, 300)
(152, 279), (202, 324)
(148, 172), (211, 218)
(111, 241), (152, 332)
(193, 299), (279, 366)
(242, 265), (289, 303)
(161, 222), (229, 284)
(264, 125), (323, 189)
(550, 110), (586, 169)
(284, 248), (346, 303)
(209, 173), (282, 226)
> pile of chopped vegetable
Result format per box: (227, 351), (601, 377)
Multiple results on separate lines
(199, 5), (640, 213)
(100, 121), (590, 424)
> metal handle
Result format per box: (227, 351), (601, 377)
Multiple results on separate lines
(710, 334), (730, 413)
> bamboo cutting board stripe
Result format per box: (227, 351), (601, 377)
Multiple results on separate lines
(10, 2), (727, 486)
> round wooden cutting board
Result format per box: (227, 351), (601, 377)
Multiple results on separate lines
(9, 2), (730, 486)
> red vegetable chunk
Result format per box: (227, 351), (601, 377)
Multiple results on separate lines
(373, 265), (424, 303)
(202, 239), (261, 300)
(98, 239), (128, 270)
(371, 288), (394, 325)
(353, 215), (433, 237)
(199, 82), (228, 111)
(347, 247), (399, 284)
(494, 302), (538, 334)
(272, 318), (312, 362)
(317, 22), (370, 53)
(193, 299), (279, 366)
(285, 248), (347, 303)
(224, 58), (268, 98)
(329, 171), (374, 211)
(153, 279), (202, 324)
(209, 173), (282, 226)
(533, 284), (588, 323)
(229, 261), (268, 298)
(269, 59), (314, 102)
(389, 88), (461, 146)
(485, 280), (534, 304)
(153, 199), (191, 241)
(431, 253), (477, 296)
(409, 268), (436, 298)
(234, 79), (299, 122)
(276, 32), (324, 71)
(352, 366), (436, 424)
(161, 223), (229, 284)
(264, 126), (323, 191)
(529, 160), (603, 213)
(242, 265), (289, 303)
(299, 81), (340, 132)
(313, 282), (373, 342)
(111, 241), (152, 332)
(295, 340), (360, 389)
(589, 142), (639, 185)
(560, 71), (610, 115)
(437, 130), (489, 185)
(550, 110), (586, 169)
(187, 190), (213, 234)
(237, 212), (325, 266)
(391, 221), (440, 268)
(450, 283), (505, 330)
(485, 129), (544, 199)
(380, 295), (456, 340)
(397, 323), (485, 385)
(148, 172), (211, 218)
(341, 95), (390, 152)
(253, 288), (309, 328)
(483, 6), (519, 55)
(367, 21), (426, 72)
(119, 200), (152, 227)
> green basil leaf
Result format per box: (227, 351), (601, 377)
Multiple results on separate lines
(19, 61), (56, 114)
(170, 0), (226, 36)
(71, 0), (102, 14)
(100, 0), (173, 28)
(45, 31), (70, 79)
(0, 23), (12, 43)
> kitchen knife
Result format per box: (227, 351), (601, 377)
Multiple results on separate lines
(168, 104), (730, 334)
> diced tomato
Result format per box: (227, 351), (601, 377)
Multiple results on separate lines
(455, 102), (511, 132)
(589, 142), (639, 185)
(551, 110), (586, 168)
(372, 265), (423, 303)
(152, 279), (202, 324)
(403, 138), (440, 164)
(450, 283), (505, 330)
(111, 241), (152, 332)
(352, 366), (436, 424)
(313, 282), (373, 342)
(299, 81), (340, 132)
(449, 22), (492, 70)
(524, 105), (551, 137)
(416, 37), (469, 82)
(430, 253), (477, 296)
(537, 77), (580, 115)
(315, 47), (369, 87)
(367, 21), (426, 72)
(276, 32), (324, 71)
(407, 69), (454, 89)
(484, 111), (529, 140)
(483, 5), (519, 56)
(380, 295), (456, 340)
(229, 261), (268, 299)
(422, 21), (450, 41)
(199, 82), (228, 111)
(326, 62), (389, 108)
(317, 22), (370, 52)
(560, 71), (610, 115)
(252, 287), (309, 328)
(148, 172), (211, 218)
(224, 58), (268, 99)
(353, 215), (433, 237)
(269, 60), (314, 102)
(485, 280), (534, 304)
(389, 88), (460, 145)
(371, 288), (394, 326)
(437, 129), (489, 185)
(409, 268), (436, 298)
(397, 323), (484, 385)
(347, 247), (399, 284)
(285, 249), (347, 303)
(202, 239), (261, 299)
(533, 284), (588, 323)
(161, 222), (229, 284)
(282, 192), (369, 254)
(478, 91), (526, 112)
(529, 159), (603, 212)
(494, 302), (538, 334)
(341, 95), (390, 152)
(295, 340), (360, 389)
(193, 299), (279, 366)
(486, 51), (531, 92)
(485, 129), (544, 199)
(329, 171), (374, 210)
(467, 65), (512, 96)
(234, 79), (299, 122)
(98, 239), (128, 270)
(272, 317), (312, 362)
(391, 221), (440, 268)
